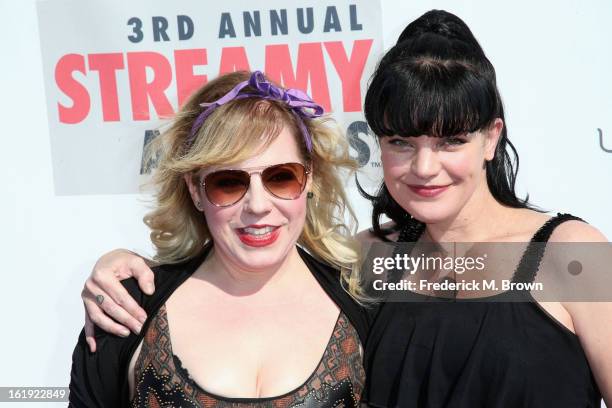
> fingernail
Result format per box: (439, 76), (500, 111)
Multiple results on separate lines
(120, 329), (130, 337)
(135, 324), (142, 334)
(138, 315), (147, 324)
(146, 284), (155, 294)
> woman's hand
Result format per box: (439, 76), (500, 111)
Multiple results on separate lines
(81, 249), (155, 352)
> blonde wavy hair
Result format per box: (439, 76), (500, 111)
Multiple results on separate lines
(143, 71), (367, 301)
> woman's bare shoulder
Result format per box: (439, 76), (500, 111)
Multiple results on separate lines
(517, 209), (608, 243)
(548, 217), (608, 243)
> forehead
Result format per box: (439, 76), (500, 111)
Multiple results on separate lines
(206, 126), (303, 173)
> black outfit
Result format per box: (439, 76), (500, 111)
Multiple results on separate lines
(363, 213), (602, 407)
(69, 245), (371, 408)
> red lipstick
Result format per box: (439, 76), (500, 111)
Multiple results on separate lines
(408, 185), (450, 198)
(236, 225), (280, 247)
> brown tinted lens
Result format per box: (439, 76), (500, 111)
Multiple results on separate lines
(261, 163), (307, 200)
(204, 170), (250, 206)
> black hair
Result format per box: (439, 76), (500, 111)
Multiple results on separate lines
(360, 10), (537, 240)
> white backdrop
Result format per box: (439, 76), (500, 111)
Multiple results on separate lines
(1, 0), (610, 407)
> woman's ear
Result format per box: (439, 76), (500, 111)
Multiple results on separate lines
(484, 118), (504, 161)
(183, 173), (202, 211)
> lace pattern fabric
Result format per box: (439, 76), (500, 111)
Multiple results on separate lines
(131, 304), (365, 407)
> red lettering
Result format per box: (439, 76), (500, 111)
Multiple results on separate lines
(174, 49), (208, 107)
(88, 53), (124, 121)
(52, 43), (367, 124)
(127, 52), (174, 120)
(325, 39), (373, 112)
(55, 54), (90, 124)
(219, 47), (251, 74)
(265, 43), (331, 112)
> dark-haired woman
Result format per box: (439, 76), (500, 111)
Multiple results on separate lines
(76, 10), (611, 407)
(360, 9), (610, 407)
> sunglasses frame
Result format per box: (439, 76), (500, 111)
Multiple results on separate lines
(198, 162), (311, 207)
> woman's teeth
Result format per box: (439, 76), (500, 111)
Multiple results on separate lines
(243, 226), (275, 236)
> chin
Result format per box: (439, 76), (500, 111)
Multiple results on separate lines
(232, 242), (293, 270)
(399, 199), (460, 225)
(408, 209), (450, 225)
(237, 252), (283, 270)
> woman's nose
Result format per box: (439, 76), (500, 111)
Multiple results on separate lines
(242, 174), (273, 214)
(411, 148), (441, 180)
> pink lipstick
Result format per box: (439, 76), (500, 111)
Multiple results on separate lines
(408, 185), (450, 198)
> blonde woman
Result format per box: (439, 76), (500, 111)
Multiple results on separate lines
(360, 10), (610, 407)
(69, 71), (370, 407)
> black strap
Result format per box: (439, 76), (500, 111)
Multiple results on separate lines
(397, 213), (587, 284)
(512, 213), (586, 283)
(530, 213), (585, 242)
(397, 217), (426, 242)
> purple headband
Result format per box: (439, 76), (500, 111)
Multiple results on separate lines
(185, 71), (324, 152)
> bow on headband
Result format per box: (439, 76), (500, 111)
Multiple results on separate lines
(186, 71), (324, 152)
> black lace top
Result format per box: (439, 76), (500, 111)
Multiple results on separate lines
(131, 305), (364, 407)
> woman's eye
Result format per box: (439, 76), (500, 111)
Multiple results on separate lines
(387, 138), (413, 148)
(441, 137), (467, 147)
(267, 171), (294, 183)
(216, 177), (244, 187)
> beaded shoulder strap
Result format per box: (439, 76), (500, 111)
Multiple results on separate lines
(396, 213), (586, 284)
(512, 213), (586, 283)
(397, 218), (426, 242)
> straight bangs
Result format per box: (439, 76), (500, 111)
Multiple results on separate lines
(365, 58), (501, 138)
(184, 98), (305, 171)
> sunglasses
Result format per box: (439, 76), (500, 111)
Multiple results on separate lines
(198, 162), (310, 207)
